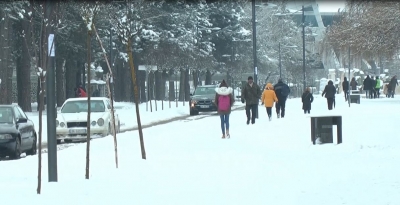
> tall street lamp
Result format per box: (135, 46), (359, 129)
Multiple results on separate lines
(302, 5), (306, 91)
(252, 0), (257, 84)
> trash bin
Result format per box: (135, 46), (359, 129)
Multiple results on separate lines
(349, 94), (360, 104)
(311, 116), (342, 145)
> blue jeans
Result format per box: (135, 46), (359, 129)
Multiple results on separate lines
(365, 89), (369, 98)
(220, 114), (230, 135)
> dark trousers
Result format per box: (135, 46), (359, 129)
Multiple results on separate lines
(327, 98), (334, 110)
(266, 107), (272, 117)
(375, 88), (380, 98)
(245, 104), (257, 123)
(369, 89), (375, 99)
(344, 90), (349, 101)
(304, 109), (310, 114)
(276, 98), (287, 117)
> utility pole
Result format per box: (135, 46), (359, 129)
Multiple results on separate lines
(45, 0), (57, 182)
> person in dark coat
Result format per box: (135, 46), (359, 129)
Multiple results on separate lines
(388, 75), (398, 98)
(370, 76), (376, 99)
(241, 76), (261, 125)
(273, 78), (290, 118)
(301, 87), (314, 114)
(322, 80), (336, 110)
(342, 77), (349, 101)
(363, 75), (373, 99)
(350, 77), (358, 91)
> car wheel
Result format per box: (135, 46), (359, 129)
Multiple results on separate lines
(57, 139), (62, 144)
(190, 109), (198, 116)
(26, 134), (37, 156)
(11, 137), (21, 159)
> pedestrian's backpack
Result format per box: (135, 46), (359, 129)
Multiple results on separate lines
(281, 85), (290, 97)
(218, 95), (230, 111)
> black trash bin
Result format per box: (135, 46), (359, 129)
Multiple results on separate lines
(311, 116), (342, 145)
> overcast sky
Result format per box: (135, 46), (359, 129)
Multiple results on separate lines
(317, 0), (346, 12)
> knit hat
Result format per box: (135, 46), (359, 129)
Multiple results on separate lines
(248, 76), (253, 80)
(219, 79), (228, 88)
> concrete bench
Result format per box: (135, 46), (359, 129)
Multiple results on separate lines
(309, 115), (342, 145)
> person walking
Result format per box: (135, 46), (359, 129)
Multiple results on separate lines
(322, 80), (336, 110)
(388, 75), (398, 98)
(261, 83), (278, 121)
(363, 75), (373, 99)
(375, 76), (381, 98)
(273, 79), (290, 118)
(350, 77), (358, 91)
(342, 77), (349, 101)
(302, 87), (314, 114)
(215, 80), (234, 139)
(241, 76), (261, 125)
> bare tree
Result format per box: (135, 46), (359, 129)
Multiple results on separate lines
(112, 1), (147, 159)
(80, 2), (100, 179)
(93, 23), (119, 168)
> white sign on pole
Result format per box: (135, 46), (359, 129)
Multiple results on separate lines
(48, 34), (55, 57)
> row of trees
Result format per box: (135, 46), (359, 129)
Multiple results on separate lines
(324, 1), (400, 79)
(0, 0), (323, 112)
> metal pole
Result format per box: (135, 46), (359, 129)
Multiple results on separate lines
(302, 5), (306, 91)
(252, 0), (258, 119)
(252, 0), (257, 84)
(279, 42), (281, 79)
(348, 46), (351, 107)
(46, 0), (57, 182)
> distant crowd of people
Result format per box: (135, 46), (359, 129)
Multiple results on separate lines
(341, 75), (398, 100)
(212, 75), (398, 139)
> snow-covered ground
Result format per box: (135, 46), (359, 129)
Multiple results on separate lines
(2, 95), (400, 204)
(26, 99), (244, 144)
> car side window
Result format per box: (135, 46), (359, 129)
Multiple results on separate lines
(13, 107), (24, 120)
(17, 107), (28, 119)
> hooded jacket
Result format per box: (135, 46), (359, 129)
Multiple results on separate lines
(261, 83), (278, 107)
(322, 80), (336, 98)
(214, 86), (234, 114)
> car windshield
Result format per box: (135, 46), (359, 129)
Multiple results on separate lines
(194, 87), (216, 95)
(0, 107), (13, 124)
(61, 100), (106, 113)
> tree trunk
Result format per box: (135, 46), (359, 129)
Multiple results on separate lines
(127, 38), (146, 159)
(184, 68), (190, 101)
(15, 17), (32, 112)
(155, 70), (163, 100)
(178, 68), (185, 101)
(56, 58), (66, 106)
(65, 59), (77, 99)
(123, 64), (131, 102)
(205, 69), (212, 85)
(148, 71), (155, 101)
(192, 69), (199, 89)
(114, 58), (123, 102)
(367, 60), (378, 75)
(168, 68), (175, 101)
(85, 30), (92, 180)
(0, 12), (13, 104)
(37, 74), (45, 194)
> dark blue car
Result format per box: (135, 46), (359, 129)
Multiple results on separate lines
(0, 105), (37, 159)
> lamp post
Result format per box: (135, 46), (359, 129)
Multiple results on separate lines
(279, 42), (281, 79)
(302, 5), (306, 91)
(252, 0), (257, 84)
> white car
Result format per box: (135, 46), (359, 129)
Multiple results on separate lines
(56, 97), (120, 143)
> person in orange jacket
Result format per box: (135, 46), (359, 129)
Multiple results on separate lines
(261, 83), (278, 121)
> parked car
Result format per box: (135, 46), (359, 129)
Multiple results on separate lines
(0, 105), (37, 159)
(189, 85), (218, 115)
(56, 97), (120, 143)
